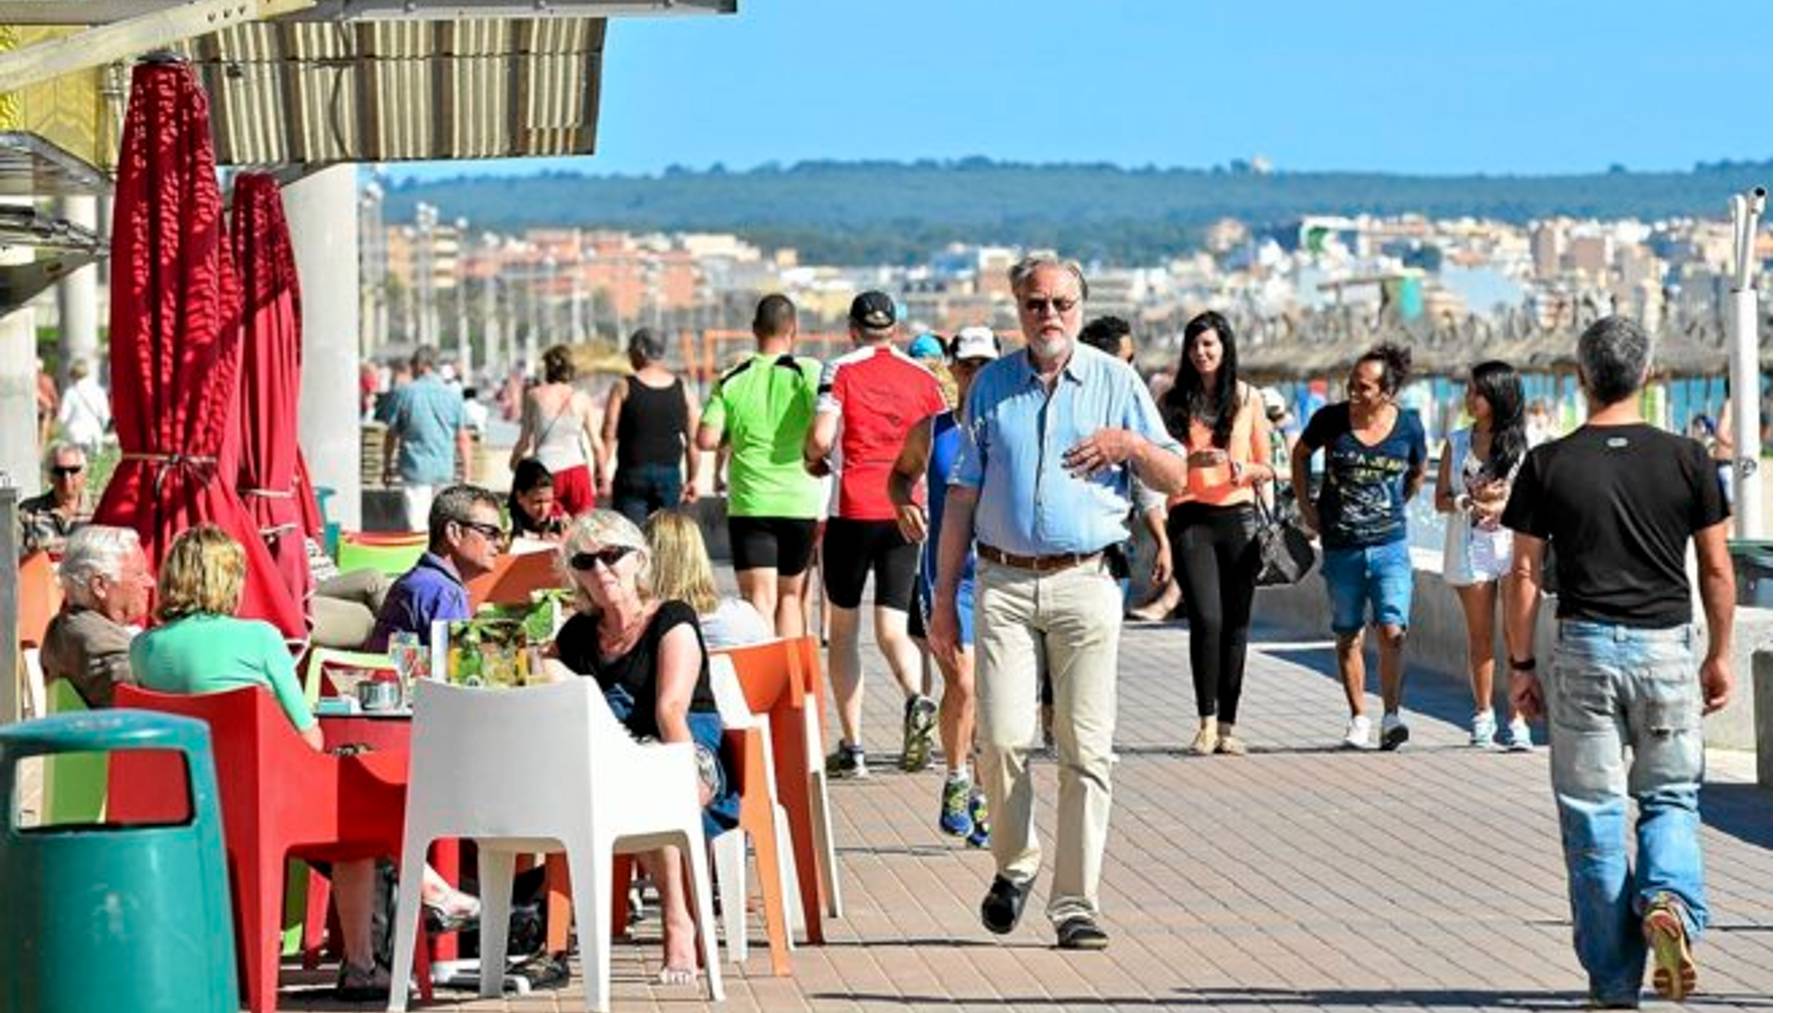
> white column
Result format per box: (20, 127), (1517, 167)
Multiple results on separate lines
(283, 166), (363, 530)
(56, 196), (100, 385)
(0, 198), (40, 495)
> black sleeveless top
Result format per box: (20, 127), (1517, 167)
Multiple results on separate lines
(554, 600), (716, 739)
(615, 376), (688, 471)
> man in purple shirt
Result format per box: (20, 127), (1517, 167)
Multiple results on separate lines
(366, 485), (504, 651)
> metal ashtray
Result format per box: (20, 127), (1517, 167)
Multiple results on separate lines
(356, 679), (402, 712)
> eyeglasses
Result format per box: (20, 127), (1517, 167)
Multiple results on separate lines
(454, 518), (505, 544)
(50, 465), (84, 478)
(568, 545), (636, 572)
(1022, 296), (1079, 317)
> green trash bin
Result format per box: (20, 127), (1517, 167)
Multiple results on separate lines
(0, 711), (238, 1013)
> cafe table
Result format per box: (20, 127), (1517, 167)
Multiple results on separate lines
(315, 701), (464, 972)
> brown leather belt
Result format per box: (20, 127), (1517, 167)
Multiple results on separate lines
(976, 544), (1103, 573)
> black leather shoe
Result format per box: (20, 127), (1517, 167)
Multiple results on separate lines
(979, 875), (1033, 934)
(1055, 915), (1110, 950)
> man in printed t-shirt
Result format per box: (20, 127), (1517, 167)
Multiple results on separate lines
(1291, 343), (1428, 751)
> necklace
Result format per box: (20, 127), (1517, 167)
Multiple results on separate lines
(597, 598), (657, 660)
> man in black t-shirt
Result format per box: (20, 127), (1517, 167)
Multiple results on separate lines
(1501, 316), (1735, 1008)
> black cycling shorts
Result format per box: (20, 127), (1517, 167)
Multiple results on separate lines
(727, 516), (818, 577)
(821, 517), (919, 611)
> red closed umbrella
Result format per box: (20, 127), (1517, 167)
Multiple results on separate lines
(230, 172), (312, 607)
(93, 59), (307, 641)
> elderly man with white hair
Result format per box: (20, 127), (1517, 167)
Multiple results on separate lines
(39, 525), (154, 708)
(930, 255), (1186, 950)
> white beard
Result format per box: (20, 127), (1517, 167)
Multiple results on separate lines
(1029, 334), (1069, 362)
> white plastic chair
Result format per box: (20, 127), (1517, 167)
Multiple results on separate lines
(21, 647), (44, 720)
(801, 684), (845, 918)
(385, 678), (724, 1013)
(708, 657), (802, 962)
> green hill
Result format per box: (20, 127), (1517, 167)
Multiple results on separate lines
(382, 158), (1773, 265)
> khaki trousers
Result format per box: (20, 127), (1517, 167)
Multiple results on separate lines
(973, 555), (1122, 925)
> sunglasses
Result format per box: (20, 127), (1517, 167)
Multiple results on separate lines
(455, 518), (505, 544)
(50, 465), (85, 477)
(568, 545), (636, 572)
(1022, 296), (1079, 317)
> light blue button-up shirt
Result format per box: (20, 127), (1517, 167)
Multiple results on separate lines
(951, 343), (1180, 557)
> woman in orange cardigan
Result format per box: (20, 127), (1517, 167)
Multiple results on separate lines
(1159, 312), (1277, 756)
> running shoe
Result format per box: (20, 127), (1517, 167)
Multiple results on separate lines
(825, 741), (869, 780)
(938, 776), (974, 837)
(1342, 714), (1372, 750)
(1643, 892), (1697, 1001)
(1470, 709), (1498, 749)
(1379, 712), (1410, 751)
(1507, 717), (1536, 753)
(966, 787), (990, 848)
(900, 695), (938, 773)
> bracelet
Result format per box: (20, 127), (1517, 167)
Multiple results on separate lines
(1455, 493), (1473, 512)
(1509, 656), (1537, 672)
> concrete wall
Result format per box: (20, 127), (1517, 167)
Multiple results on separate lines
(1253, 544), (1772, 752)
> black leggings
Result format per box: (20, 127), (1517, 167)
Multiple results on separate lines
(1168, 502), (1259, 723)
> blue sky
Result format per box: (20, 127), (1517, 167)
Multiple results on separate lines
(383, 0), (1772, 183)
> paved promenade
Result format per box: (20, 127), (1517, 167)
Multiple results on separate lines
(288, 617), (1774, 1012)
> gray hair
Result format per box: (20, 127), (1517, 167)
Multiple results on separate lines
(43, 440), (86, 468)
(628, 327), (667, 363)
(1577, 316), (1652, 406)
(561, 509), (655, 609)
(1008, 255), (1088, 300)
(58, 525), (141, 603)
(427, 483), (503, 551)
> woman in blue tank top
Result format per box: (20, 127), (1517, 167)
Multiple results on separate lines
(886, 327), (1000, 845)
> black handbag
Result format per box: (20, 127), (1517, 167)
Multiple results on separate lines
(1253, 490), (1317, 586)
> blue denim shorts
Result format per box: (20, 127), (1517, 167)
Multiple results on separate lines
(1321, 541), (1414, 635)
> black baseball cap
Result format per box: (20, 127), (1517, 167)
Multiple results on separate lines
(848, 290), (896, 330)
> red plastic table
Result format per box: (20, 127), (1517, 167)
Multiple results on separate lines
(318, 711), (462, 965)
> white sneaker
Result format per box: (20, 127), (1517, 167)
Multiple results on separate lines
(1470, 709), (1498, 749)
(1507, 717), (1535, 752)
(1342, 714), (1372, 750)
(1380, 713), (1409, 751)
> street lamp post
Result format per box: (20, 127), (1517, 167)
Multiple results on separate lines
(1727, 186), (1767, 539)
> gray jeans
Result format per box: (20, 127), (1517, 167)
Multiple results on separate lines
(310, 569), (392, 650)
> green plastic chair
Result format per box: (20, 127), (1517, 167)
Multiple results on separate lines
(0, 710), (239, 1012)
(300, 647), (399, 708)
(335, 539), (425, 577)
(43, 681), (106, 825)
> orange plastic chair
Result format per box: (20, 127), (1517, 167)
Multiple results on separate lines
(465, 548), (559, 609)
(108, 686), (432, 1013)
(17, 551), (62, 648)
(716, 637), (839, 945)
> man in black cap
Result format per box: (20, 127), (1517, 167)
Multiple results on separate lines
(805, 291), (948, 778)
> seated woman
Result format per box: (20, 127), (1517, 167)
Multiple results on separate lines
(643, 509), (771, 649)
(129, 525), (475, 999)
(509, 458), (571, 543)
(552, 510), (739, 985)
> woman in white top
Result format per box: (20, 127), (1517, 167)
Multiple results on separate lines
(643, 509), (772, 649)
(510, 344), (604, 518)
(58, 358), (111, 453)
(1435, 360), (1533, 751)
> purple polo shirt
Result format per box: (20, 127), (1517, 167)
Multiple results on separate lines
(365, 552), (470, 652)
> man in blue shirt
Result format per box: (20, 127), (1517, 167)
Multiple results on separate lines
(366, 484), (503, 652)
(929, 256), (1185, 951)
(381, 346), (474, 532)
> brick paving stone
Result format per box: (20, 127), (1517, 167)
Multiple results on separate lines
(275, 612), (1772, 1012)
